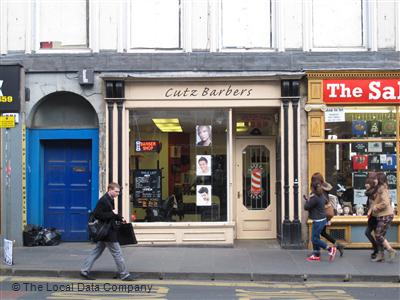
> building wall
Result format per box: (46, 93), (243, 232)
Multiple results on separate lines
(1, 0), (399, 53)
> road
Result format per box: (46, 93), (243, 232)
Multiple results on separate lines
(1, 275), (399, 300)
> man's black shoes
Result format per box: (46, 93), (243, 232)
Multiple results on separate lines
(80, 271), (96, 280)
(121, 274), (139, 281)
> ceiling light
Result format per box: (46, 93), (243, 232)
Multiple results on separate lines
(152, 118), (183, 132)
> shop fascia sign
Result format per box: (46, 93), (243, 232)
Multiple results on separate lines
(323, 79), (400, 104)
(164, 84), (253, 98)
(0, 65), (22, 113)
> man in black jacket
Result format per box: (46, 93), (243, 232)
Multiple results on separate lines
(80, 182), (137, 281)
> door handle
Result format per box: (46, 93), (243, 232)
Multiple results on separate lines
(237, 191), (240, 199)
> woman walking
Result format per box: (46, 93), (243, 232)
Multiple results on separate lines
(370, 172), (397, 262)
(364, 172), (380, 259)
(304, 173), (337, 262)
(320, 181), (345, 257)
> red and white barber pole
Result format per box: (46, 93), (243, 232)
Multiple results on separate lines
(249, 163), (265, 200)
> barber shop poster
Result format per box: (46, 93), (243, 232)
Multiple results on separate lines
(196, 185), (212, 206)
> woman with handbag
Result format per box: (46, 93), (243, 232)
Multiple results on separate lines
(320, 181), (345, 257)
(304, 173), (337, 262)
(80, 182), (137, 281)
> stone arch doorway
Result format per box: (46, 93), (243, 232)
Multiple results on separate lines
(27, 92), (99, 241)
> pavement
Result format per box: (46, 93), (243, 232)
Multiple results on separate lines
(1, 240), (399, 282)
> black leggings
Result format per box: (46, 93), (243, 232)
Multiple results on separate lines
(365, 216), (378, 253)
(321, 226), (336, 245)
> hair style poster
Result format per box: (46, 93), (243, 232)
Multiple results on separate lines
(196, 155), (212, 176)
(196, 125), (212, 147)
(196, 185), (212, 206)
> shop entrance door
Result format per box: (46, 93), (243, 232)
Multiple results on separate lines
(235, 138), (276, 239)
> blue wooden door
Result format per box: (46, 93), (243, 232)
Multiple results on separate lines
(43, 140), (91, 241)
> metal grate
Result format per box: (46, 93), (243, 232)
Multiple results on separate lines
(328, 228), (346, 241)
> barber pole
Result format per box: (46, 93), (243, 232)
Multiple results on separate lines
(250, 164), (264, 199)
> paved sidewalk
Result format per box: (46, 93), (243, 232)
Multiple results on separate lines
(1, 241), (399, 282)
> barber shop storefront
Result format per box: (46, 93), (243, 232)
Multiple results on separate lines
(105, 75), (302, 245)
(306, 71), (400, 248)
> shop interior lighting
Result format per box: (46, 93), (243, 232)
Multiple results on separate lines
(236, 121), (250, 132)
(152, 118), (183, 132)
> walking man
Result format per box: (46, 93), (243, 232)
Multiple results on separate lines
(80, 182), (137, 281)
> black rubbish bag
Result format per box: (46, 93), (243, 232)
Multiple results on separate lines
(23, 224), (42, 247)
(42, 228), (62, 246)
(117, 223), (138, 246)
(23, 225), (62, 246)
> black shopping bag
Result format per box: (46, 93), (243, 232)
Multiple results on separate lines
(117, 223), (138, 246)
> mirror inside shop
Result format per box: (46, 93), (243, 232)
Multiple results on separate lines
(129, 109), (229, 222)
(324, 106), (398, 217)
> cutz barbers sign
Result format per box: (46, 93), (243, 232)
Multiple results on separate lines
(323, 79), (400, 104)
(0, 65), (22, 113)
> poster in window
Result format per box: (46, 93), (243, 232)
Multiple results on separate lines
(382, 119), (396, 136)
(383, 142), (396, 154)
(354, 189), (367, 205)
(367, 120), (382, 137)
(196, 125), (212, 146)
(368, 155), (381, 171)
(386, 172), (397, 189)
(353, 172), (368, 189)
(381, 154), (397, 171)
(352, 142), (368, 153)
(368, 142), (382, 153)
(196, 185), (212, 206)
(352, 120), (367, 137)
(352, 154), (368, 170)
(196, 155), (212, 176)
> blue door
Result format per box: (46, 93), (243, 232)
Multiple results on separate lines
(43, 140), (92, 241)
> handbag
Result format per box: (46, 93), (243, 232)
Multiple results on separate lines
(325, 202), (335, 221)
(117, 223), (138, 246)
(88, 213), (112, 242)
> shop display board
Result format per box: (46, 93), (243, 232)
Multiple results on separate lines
(134, 169), (162, 202)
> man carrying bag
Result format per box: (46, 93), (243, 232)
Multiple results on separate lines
(80, 182), (137, 281)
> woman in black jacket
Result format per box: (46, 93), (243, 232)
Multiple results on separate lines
(304, 173), (337, 262)
(80, 182), (137, 281)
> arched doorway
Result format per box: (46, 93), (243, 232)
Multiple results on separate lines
(27, 92), (99, 241)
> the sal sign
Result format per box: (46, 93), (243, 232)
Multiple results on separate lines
(323, 79), (400, 104)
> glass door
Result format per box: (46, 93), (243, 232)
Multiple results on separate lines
(235, 138), (276, 239)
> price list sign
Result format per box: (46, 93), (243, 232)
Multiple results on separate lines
(134, 169), (161, 201)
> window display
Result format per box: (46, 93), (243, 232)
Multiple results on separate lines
(129, 109), (228, 222)
(324, 106), (398, 217)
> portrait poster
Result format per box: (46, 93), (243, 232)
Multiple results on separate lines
(195, 125), (212, 147)
(196, 185), (212, 206)
(196, 155), (212, 176)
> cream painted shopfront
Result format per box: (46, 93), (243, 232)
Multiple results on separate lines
(104, 76), (303, 245)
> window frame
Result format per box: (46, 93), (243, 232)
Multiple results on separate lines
(218, 0), (277, 52)
(34, 0), (91, 53)
(305, 0), (369, 52)
(126, 0), (185, 52)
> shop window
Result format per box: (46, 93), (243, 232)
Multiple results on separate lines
(129, 0), (181, 49)
(37, 0), (88, 49)
(129, 109), (228, 222)
(324, 106), (398, 217)
(312, 0), (365, 49)
(221, 0), (272, 49)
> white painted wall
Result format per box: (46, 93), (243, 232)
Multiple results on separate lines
(1, 0), (398, 54)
